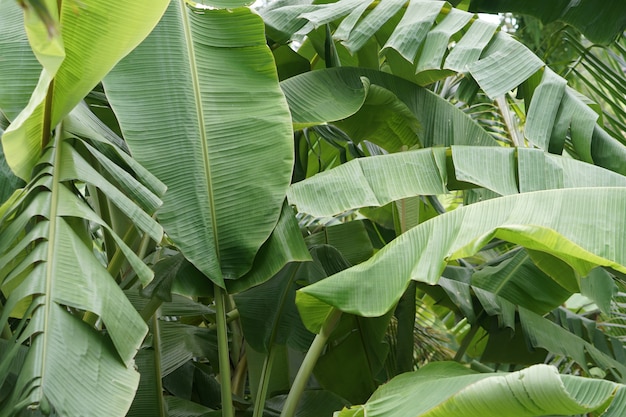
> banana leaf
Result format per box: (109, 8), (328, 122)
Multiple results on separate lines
(296, 187), (626, 332)
(335, 362), (626, 417)
(469, 0), (626, 45)
(104, 1), (294, 286)
(266, 3), (626, 173)
(288, 146), (626, 217)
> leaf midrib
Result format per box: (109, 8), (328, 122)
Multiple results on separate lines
(41, 122), (65, 397)
(178, 0), (221, 265)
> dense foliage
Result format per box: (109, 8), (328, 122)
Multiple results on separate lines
(1, 0), (625, 416)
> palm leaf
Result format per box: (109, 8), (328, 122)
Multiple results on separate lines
(104, 1), (294, 286)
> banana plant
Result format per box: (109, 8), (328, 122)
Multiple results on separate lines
(102, 1), (298, 415)
(0, 0), (169, 415)
(1, 0), (625, 416)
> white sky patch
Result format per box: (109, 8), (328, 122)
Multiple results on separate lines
(477, 13), (502, 25)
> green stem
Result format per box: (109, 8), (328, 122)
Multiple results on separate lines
(207, 309), (239, 331)
(0, 299), (12, 339)
(226, 295), (242, 365)
(151, 310), (167, 416)
(454, 321), (481, 362)
(215, 284), (234, 417)
(253, 347), (277, 417)
(232, 352), (248, 398)
(394, 281), (417, 374)
(280, 309), (342, 417)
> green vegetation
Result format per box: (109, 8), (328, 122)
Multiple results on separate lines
(1, 0), (625, 416)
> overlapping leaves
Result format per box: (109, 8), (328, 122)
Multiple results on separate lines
(264, 1), (626, 174)
(336, 362), (626, 417)
(0, 124), (164, 415)
(0, 0), (168, 414)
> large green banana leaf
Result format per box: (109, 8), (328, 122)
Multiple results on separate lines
(281, 68), (498, 148)
(0, 130), (164, 415)
(0, 1), (41, 122)
(0, 1), (170, 415)
(104, 0), (294, 286)
(264, 4), (626, 174)
(0, 127), (23, 207)
(296, 187), (626, 332)
(288, 146), (626, 217)
(1, 0), (169, 180)
(335, 362), (626, 417)
(468, 0), (626, 45)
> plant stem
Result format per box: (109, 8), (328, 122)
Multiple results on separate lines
(207, 309), (240, 331)
(232, 352), (248, 398)
(0, 299), (12, 339)
(280, 309), (342, 417)
(454, 321), (480, 362)
(253, 347), (277, 417)
(151, 310), (167, 416)
(395, 281), (417, 374)
(226, 295), (242, 365)
(215, 284), (234, 417)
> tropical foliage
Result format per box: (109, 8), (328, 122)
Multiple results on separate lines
(0, 0), (625, 416)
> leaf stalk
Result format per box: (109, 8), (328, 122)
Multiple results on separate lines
(280, 308), (342, 417)
(215, 284), (234, 417)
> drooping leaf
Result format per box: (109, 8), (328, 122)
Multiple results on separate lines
(0, 1), (41, 122)
(288, 146), (626, 217)
(521, 307), (626, 380)
(104, 2), (294, 286)
(280, 69), (369, 130)
(2, 0), (170, 180)
(304, 220), (374, 265)
(335, 362), (626, 416)
(314, 312), (392, 404)
(471, 249), (572, 314)
(0, 128), (24, 207)
(281, 68), (498, 148)
(0, 131), (164, 414)
(159, 321), (218, 377)
(296, 187), (626, 332)
(226, 203), (311, 294)
(235, 261), (319, 353)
